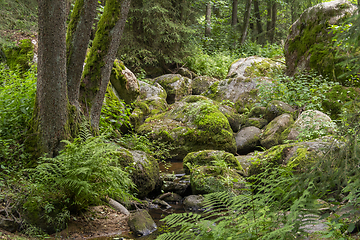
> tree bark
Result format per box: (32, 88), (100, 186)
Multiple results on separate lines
(37, 0), (68, 157)
(266, 0), (271, 39)
(231, 0), (238, 27)
(269, 2), (276, 43)
(240, 0), (252, 45)
(79, 0), (131, 129)
(66, 0), (98, 110)
(253, 0), (263, 43)
(205, 1), (211, 37)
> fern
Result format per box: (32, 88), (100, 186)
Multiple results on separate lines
(26, 135), (135, 212)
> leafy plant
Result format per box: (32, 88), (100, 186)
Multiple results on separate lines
(257, 70), (337, 112)
(25, 134), (135, 214)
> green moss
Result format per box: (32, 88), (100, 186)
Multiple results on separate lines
(190, 166), (245, 195)
(4, 39), (34, 72)
(183, 150), (242, 174)
(204, 81), (219, 99)
(66, 0), (85, 67)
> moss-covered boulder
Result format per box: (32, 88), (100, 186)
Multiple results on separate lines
(3, 39), (34, 72)
(285, 110), (337, 141)
(284, 0), (357, 84)
(235, 126), (262, 155)
(128, 209), (157, 236)
(129, 80), (168, 130)
(110, 59), (140, 104)
(248, 138), (340, 176)
(190, 166), (246, 195)
(203, 78), (259, 114)
(192, 76), (218, 95)
(137, 96), (237, 160)
(227, 56), (284, 79)
(183, 150), (242, 175)
(183, 195), (205, 212)
(218, 103), (242, 132)
(116, 147), (160, 199)
(260, 113), (294, 149)
(243, 117), (268, 129)
(264, 100), (296, 122)
(154, 74), (192, 104)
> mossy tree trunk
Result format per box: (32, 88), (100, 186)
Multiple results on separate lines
(37, 0), (68, 157)
(33, 0), (131, 157)
(79, 0), (131, 129)
(66, 0), (98, 110)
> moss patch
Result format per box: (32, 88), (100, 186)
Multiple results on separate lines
(4, 39), (34, 72)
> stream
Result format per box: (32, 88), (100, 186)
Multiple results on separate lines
(90, 161), (187, 240)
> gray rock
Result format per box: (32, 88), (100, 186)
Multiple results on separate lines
(154, 74), (192, 104)
(227, 56), (284, 79)
(192, 76), (218, 95)
(284, 0), (357, 80)
(110, 59), (140, 104)
(264, 100), (296, 122)
(108, 198), (130, 216)
(286, 110), (337, 141)
(128, 209), (157, 236)
(260, 113), (294, 149)
(235, 126), (262, 155)
(183, 195), (205, 212)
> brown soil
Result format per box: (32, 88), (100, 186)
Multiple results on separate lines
(51, 205), (132, 240)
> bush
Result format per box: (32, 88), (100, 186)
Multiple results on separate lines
(0, 63), (36, 162)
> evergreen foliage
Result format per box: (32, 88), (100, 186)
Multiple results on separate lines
(118, 0), (195, 76)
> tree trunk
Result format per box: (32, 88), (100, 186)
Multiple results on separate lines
(37, 0), (68, 157)
(269, 2), (276, 43)
(266, 0), (271, 40)
(231, 0), (238, 27)
(66, 0), (98, 110)
(253, 0), (263, 43)
(240, 0), (252, 45)
(205, 1), (211, 37)
(79, 0), (131, 129)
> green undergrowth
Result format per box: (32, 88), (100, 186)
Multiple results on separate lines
(185, 43), (284, 79)
(0, 63), (36, 164)
(257, 70), (338, 113)
(22, 134), (135, 233)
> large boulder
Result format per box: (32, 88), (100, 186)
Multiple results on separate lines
(110, 59), (140, 104)
(285, 110), (337, 141)
(130, 80), (168, 130)
(137, 95), (237, 160)
(260, 113), (294, 149)
(235, 126), (262, 155)
(190, 166), (246, 195)
(183, 150), (242, 175)
(192, 76), (218, 95)
(248, 138), (342, 176)
(204, 57), (284, 113)
(116, 147), (160, 199)
(154, 74), (192, 104)
(227, 56), (284, 79)
(284, 0), (357, 84)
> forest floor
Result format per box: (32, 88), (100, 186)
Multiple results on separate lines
(0, 205), (132, 240)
